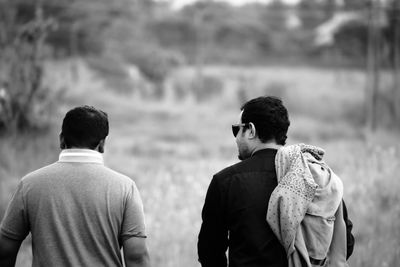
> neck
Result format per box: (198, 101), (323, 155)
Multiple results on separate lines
(250, 142), (282, 156)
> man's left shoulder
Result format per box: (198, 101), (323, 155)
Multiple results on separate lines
(21, 162), (59, 184)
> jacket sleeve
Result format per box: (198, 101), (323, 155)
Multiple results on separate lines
(198, 175), (228, 267)
(342, 200), (355, 259)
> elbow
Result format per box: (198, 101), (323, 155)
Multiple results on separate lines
(0, 234), (22, 266)
(125, 250), (150, 267)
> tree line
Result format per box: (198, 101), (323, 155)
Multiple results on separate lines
(0, 0), (399, 133)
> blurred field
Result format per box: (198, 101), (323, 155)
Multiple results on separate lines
(1, 61), (399, 267)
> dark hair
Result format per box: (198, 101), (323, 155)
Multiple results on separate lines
(61, 106), (109, 149)
(241, 96), (290, 145)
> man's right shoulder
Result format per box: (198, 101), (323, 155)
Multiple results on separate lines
(101, 166), (136, 185)
(213, 159), (249, 181)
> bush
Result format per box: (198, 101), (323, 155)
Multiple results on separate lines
(262, 81), (287, 100)
(191, 74), (224, 102)
(85, 55), (135, 94)
(122, 44), (185, 99)
(0, 11), (59, 134)
(334, 21), (368, 65)
(341, 145), (400, 267)
(124, 45), (184, 82)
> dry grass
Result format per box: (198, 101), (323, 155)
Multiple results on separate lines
(1, 62), (399, 266)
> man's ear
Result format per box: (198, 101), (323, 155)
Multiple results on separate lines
(59, 133), (66, 149)
(97, 139), (106, 153)
(248, 123), (257, 139)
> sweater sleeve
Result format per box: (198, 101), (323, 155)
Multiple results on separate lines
(0, 182), (29, 241)
(120, 182), (147, 241)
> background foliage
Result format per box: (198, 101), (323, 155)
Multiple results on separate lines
(0, 0), (400, 266)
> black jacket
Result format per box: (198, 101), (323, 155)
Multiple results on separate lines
(198, 149), (288, 267)
(198, 148), (354, 267)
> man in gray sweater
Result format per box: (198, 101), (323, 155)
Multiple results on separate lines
(0, 106), (150, 267)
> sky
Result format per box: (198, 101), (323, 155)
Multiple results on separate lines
(157, 0), (301, 9)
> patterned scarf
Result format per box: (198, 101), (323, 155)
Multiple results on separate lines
(267, 144), (346, 267)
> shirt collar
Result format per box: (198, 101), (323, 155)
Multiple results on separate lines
(251, 144), (282, 157)
(58, 149), (104, 164)
(252, 147), (280, 157)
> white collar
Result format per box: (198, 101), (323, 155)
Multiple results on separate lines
(58, 149), (104, 164)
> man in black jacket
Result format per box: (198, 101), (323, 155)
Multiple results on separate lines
(197, 96), (354, 267)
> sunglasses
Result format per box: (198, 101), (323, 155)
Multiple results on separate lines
(232, 123), (249, 137)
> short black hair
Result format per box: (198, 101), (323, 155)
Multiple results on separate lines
(61, 106), (109, 149)
(241, 96), (290, 145)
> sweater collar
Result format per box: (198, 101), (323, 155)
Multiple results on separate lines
(58, 149), (104, 164)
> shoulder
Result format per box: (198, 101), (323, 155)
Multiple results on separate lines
(213, 150), (277, 184)
(214, 161), (243, 179)
(22, 163), (136, 188)
(213, 157), (258, 182)
(21, 162), (59, 183)
(101, 166), (137, 186)
(101, 168), (142, 203)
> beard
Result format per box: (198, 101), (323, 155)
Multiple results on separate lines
(237, 143), (251, 161)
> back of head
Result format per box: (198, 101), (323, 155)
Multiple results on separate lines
(241, 96), (290, 145)
(61, 106), (109, 149)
